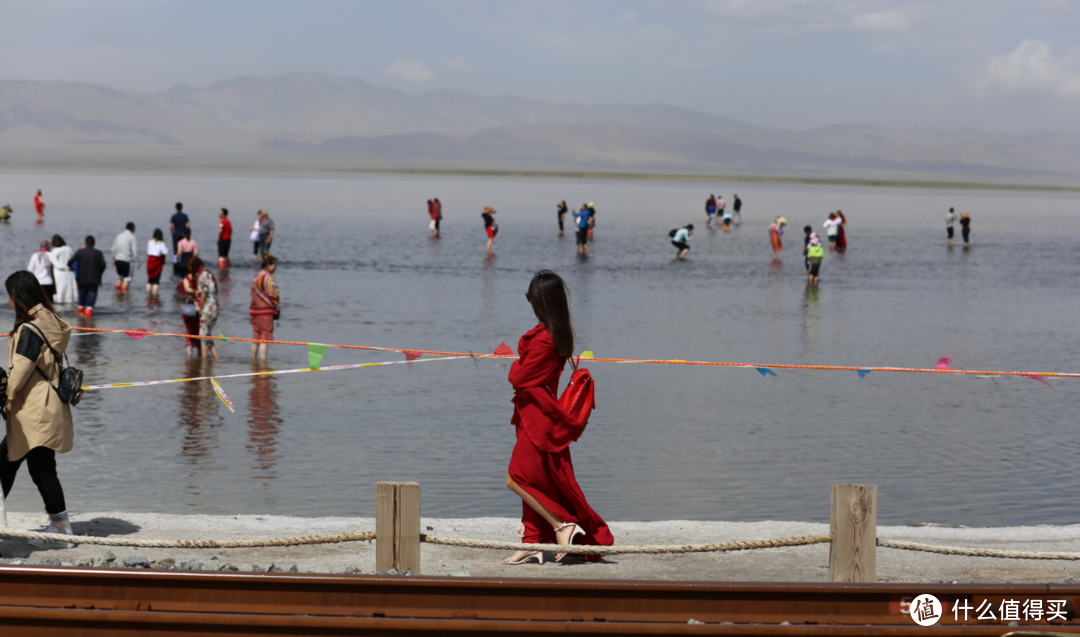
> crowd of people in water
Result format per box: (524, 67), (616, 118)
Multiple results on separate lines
(12, 199), (281, 361)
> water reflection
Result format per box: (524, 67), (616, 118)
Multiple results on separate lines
(176, 359), (220, 467)
(246, 363), (282, 481)
(800, 285), (822, 358)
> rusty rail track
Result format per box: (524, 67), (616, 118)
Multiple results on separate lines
(1, 565), (1079, 635)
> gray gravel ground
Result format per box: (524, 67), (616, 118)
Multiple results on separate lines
(2, 512), (1080, 583)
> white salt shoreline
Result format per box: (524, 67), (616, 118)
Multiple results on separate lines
(1, 511), (1079, 583)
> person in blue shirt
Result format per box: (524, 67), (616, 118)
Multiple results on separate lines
(573, 204), (590, 256)
(169, 202), (191, 258)
(672, 224), (693, 259)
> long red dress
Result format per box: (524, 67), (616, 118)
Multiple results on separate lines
(508, 324), (613, 560)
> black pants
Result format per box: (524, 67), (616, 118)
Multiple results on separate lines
(558, 216), (564, 232)
(962, 228), (970, 243)
(0, 437), (66, 514)
(218, 239), (232, 259)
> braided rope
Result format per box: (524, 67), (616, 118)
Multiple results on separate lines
(420, 533), (832, 555)
(878, 538), (1080, 561)
(0, 528), (374, 549)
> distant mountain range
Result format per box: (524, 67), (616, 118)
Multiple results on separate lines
(2, 73), (1078, 184)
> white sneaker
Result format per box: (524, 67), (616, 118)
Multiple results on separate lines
(28, 511), (76, 549)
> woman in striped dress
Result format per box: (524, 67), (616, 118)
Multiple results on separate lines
(250, 254), (279, 361)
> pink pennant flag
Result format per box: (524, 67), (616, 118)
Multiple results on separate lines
(494, 343), (514, 356)
(935, 357), (952, 370)
(125, 329), (149, 340)
(404, 351), (423, 362)
(1024, 374), (1055, 393)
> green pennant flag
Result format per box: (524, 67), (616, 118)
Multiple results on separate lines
(308, 343), (328, 369)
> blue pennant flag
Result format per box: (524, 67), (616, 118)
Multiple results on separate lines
(856, 369), (871, 379)
(756, 367), (777, 377)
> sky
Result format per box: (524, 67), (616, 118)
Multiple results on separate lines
(2, 0), (1079, 134)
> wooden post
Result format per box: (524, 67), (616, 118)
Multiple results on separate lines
(376, 481), (421, 574)
(829, 484), (876, 583)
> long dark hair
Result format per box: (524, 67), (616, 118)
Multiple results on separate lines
(6, 270), (56, 329)
(527, 270), (574, 359)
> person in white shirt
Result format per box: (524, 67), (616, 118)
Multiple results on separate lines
(945, 207), (957, 248)
(28, 240), (55, 300)
(249, 215), (261, 265)
(823, 213), (841, 252)
(48, 235), (77, 305)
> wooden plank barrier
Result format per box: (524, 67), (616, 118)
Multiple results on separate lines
(829, 483), (877, 582)
(376, 481), (421, 574)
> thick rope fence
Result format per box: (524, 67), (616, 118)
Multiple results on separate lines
(4, 528), (1080, 561)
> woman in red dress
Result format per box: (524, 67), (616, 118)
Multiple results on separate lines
(503, 270), (613, 565)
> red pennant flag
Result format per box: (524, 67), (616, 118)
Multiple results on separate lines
(125, 329), (149, 340)
(494, 343), (514, 356)
(404, 351), (423, 362)
(1024, 374), (1055, 392)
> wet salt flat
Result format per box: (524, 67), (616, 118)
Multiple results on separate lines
(0, 170), (1077, 526)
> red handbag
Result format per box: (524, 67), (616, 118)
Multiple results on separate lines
(558, 357), (595, 427)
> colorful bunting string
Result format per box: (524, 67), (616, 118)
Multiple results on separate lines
(80, 356), (472, 391)
(49, 327), (1080, 382)
(307, 343), (328, 369)
(211, 378), (235, 413)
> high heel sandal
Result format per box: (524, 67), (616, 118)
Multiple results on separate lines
(502, 550), (544, 565)
(553, 522), (586, 562)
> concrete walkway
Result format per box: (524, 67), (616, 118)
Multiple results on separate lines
(2, 512), (1079, 583)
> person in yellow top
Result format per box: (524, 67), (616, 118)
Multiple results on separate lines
(2, 271), (75, 547)
(806, 236), (825, 287)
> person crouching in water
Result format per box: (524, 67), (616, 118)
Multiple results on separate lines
(806, 234), (824, 287)
(2, 271), (76, 548)
(502, 270), (613, 565)
(672, 224), (693, 259)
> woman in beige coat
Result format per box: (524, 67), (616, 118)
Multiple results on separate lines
(2, 271), (74, 547)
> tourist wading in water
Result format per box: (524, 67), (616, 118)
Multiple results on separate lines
(769, 217), (787, 261)
(671, 224), (693, 259)
(48, 236), (76, 306)
(573, 204), (590, 256)
(145, 229), (168, 296)
(503, 270), (613, 565)
(805, 234), (824, 287)
(2, 271), (76, 547)
(945, 207), (957, 248)
(177, 257), (203, 358)
(250, 254), (280, 361)
(960, 211), (971, 249)
(482, 207), (498, 254)
(556, 200), (568, 235)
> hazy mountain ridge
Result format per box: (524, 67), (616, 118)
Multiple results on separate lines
(2, 74), (1078, 183)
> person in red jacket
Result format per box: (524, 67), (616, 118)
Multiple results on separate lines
(34, 190), (44, 217)
(502, 270), (613, 565)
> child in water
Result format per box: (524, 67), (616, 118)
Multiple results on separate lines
(806, 234), (824, 287)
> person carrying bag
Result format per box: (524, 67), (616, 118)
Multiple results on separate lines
(1, 271), (77, 548)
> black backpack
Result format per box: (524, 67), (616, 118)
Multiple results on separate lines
(669, 228), (678, 238)
(22, 323), (84, 406)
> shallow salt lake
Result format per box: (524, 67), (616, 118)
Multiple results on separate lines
(0, 170), (1077, 526)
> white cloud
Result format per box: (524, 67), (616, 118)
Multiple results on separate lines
(442, 56), (471, 74)
(384, 59), (435, 83)
(850, 11), (910, 32)
(981, 40), (1080, 100)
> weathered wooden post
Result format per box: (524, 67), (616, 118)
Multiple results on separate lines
(829, 484), (877, 582)
(376, 481), (421, 574)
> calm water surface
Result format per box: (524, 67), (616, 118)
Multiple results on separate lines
(0, 171), (1077, 526)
